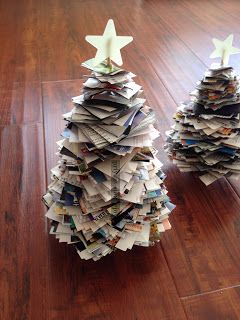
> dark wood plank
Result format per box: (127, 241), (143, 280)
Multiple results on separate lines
(182, 287), (240, 320)
(42, 81), (187, 320)
(47, 245), (187, 320)
(0, 82), (42, 126)
(0, 0), (40, 85)
(39, 0), (90, 81)
(162, 166), (240, 296)
(0, 124), (48, 320)
(144, 0), (240, 68)
(226, 176), (240, 200)
(113, 2), (204, 103)
(42, 80), (82, 175)
(214, 0), (240, 19)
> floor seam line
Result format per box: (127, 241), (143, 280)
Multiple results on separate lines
(180, 284), (240, 300)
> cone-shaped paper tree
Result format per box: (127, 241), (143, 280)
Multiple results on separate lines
(165, 34), (240, 186)
(43, 19), (175, 261)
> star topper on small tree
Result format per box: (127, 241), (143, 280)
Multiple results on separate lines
(85, 19), (133, 68)
(210, 34), (240, 66)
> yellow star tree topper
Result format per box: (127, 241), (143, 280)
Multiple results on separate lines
(210, 34), (240, 66)
(85, 19), (133, 66)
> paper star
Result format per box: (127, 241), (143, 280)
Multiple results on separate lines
(210, 34), (240, 66)
(85, 19), (133, 66)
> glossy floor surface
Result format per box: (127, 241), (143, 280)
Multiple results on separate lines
(1, 1), (240, 319)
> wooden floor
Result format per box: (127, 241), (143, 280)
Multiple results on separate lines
(1, 0), (240, 319)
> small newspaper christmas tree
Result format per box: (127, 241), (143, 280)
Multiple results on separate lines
(165, 34), (240, 186)
(43, 20), (175, 261)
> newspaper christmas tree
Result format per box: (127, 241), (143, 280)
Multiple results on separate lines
(43, 20), (175, 261)
(165, 34), (240, 186)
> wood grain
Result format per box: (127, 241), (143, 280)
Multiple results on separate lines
(0, 125), (48, 320)
(47, 245), (187, 320)
(162, 166), (240, 296)
(0, 82), (42, 126)
(182, 287), (240, 320)
(1, 0), (240, 319)
(0, 0), (40, 85)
